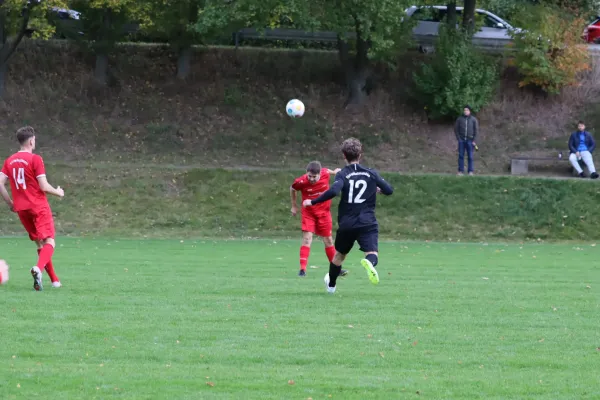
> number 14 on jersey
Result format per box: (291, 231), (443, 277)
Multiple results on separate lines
(13, 168), (26, 190)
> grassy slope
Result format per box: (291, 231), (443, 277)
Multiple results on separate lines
(1, 239), (599, 399)
(0, 41), (593, 175)
(1, 164), (599, 242)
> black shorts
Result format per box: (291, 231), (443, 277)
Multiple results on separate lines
(334, 224), (379, 255)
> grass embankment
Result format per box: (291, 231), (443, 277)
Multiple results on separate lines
(0, 165), (598, 241)
(0, 41), (592, 174)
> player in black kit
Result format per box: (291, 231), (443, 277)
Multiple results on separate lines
(303, 138), (393, 293)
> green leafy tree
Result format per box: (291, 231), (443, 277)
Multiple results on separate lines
(68, 0), (146, 85)
(413, 26), (499, 120)
(0, 0), (66, 96)
(142, 0), (203, 80)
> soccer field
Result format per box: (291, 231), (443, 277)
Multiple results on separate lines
(1, 238), (599, 399)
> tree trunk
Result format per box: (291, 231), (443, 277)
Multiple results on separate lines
(338, 18), (371, 108)
(94, 8), (112, 85)
(446, 1), (457, 27)
(176, 45), (192, 80)
(462, 0), (476, 32)
(94, 52), (109, 85)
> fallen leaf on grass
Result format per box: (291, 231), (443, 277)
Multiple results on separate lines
(538, 338), (545, 342)
(482, 277), (489, 280)
(412, 341), (418, 346)
(288, 380), (295, 385)
(379, 352), (385, 358)
(17, 384), (20, 388)
(348, 325), (354, 328)
(206, 382), (214, 387)
(309, 265), (319, 269)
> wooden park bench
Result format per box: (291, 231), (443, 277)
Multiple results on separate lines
(510, 154), (583, 175)
(233, 28), (355, 48)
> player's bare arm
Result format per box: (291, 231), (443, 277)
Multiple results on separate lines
(37, 176), (65, 198)
(303, 179), (343, 207)
(326, 168), (341, 175)
(0, 173), (15, 211)
(290, 186), (298, 216)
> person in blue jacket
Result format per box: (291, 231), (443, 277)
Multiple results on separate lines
(569, 121), (599, 179)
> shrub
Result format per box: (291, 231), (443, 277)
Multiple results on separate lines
(509, 7), (590, 94)
(412, 26), (500, 120)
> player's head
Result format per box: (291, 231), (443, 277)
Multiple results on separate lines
(17, 126), (36, 151)
(341, 138), (362, 164)
(306, 161), (322, 184)
(578, 121), (585, 131)
(463, 105), (471, 116)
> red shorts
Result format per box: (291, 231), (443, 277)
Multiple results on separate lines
(17, 206), (55, 242)
(301, 211), (332, 237)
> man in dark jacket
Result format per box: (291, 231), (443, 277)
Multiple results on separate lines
(454, 105), (479, 175)
(568, 121), (598, 179)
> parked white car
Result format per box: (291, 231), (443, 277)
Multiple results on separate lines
(405, 6), (521, 52)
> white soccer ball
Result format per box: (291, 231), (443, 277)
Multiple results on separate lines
(0, 259), (9, 285)
(286, 99), (305, 118)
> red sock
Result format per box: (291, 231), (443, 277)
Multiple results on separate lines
(45, 260), (60, 283)
(325, 246), (336, 263)
(36, 244), (54, 271)
(37, 248), (59, 282)
(300, 246), (310, 270)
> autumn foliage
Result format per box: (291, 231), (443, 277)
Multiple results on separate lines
(509, 9), (590, 94)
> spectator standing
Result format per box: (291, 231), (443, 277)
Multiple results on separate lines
(454, 105), (479, 176)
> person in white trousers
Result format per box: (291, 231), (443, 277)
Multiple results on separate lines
(568, 121), (599, 179)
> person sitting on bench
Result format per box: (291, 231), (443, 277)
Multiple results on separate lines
(568, 121), (599, 179)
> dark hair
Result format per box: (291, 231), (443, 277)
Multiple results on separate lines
(16, 126), (35, 145)
(306, 161), (322, 175)
(578, 121), (585, 125)
(464, 105), (472, 111)
(341, 138), (362, 162)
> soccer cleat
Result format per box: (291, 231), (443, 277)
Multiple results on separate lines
(298, 269), (306, 277)
(52, 282), (62, 288)
(361, 259), (379, 285)
(340, 269), (348, 277)
(324, 273), (336, 294)
(30, 266), (43, 291)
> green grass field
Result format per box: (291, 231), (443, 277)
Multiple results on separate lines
(1, 238), (599, 399)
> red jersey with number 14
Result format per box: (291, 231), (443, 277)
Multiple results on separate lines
(291, 168), (332, 214)
(1, 151), (49, 212)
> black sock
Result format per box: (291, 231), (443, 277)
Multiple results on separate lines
(366, 253), (378, 267)
(329, 262), (342, 287)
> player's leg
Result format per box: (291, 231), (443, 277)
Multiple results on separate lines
(298, 230), (313, 276)
(17, 210), (44, 291)
(324, 229), (356, 293)
(36, 240), (60, 286)
(316, 213), (347, 276)
(358, 225), (380, 284)
(33, 207), (60, 289)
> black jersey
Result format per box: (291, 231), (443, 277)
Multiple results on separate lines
(311, 163), (393, 230)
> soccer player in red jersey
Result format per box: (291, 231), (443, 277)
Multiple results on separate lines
(0, 126), (65, 291)
(290, 161), (347, 277)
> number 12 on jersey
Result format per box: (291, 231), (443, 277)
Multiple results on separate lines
(348, 179), (367, 203)
(12, 168), (26, 190)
